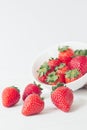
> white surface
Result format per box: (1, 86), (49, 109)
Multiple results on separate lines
(0, 0), (87, 129)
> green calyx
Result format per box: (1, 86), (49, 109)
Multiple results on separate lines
(33, 81), (43, 90)
(55, 63), (66, 71)
(49, 57), (58, 61)
(47, 72), (58, 83)
(52, 82), (65, 91)
(37, 62), (50, 76)
(41, 97), (44, 100)
(49, 57), (55, 60)
(74, 49), (87, 56)
(58, 46), (69, 52)
(65, 69), (80, 79)
(11, 86), (20, 92)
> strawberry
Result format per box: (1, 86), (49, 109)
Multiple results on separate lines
(38, 69), (54, 84)
(22, 94), (44, 116)
(51, 83), (74, 112)
(48, 58), (61, 69)
(37, 62), (50, 77)
(37, 62), (50, 84)
(38, 75), (47, 84)
(55, 63), (69, 75)
(2, 86), (20, 107)
(46, 71), (65, 85)
(22, 82), (43, 101)
(58, 46), (74, 64)
(65, 69), (82, 83)
(69, 56), (87, 75)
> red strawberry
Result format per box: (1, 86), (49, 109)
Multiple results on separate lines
(22, 94), (44, 116)
(51, 83), (74, 112)
(37, 62), (50, 84)
(2, 86), (20, 107)
(38, 75), (47, 84)
(22, 82), (43, 101)
(58, 46), (74, 64)
(47, 71), (65, 85)
(55, 63), (69, 75)
(37, 62), (50, 77)
(65, 69), (82, 83)
(69, 56), (87, 75)
(48, 58), (61, 69)
(56, 73), (65, 84)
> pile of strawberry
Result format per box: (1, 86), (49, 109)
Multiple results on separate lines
(1, 46), (87, 116)
(37, 46), (87, 85)
(1, 82), (74, 116)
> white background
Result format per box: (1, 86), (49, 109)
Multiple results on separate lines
(0, 0), (87, 130)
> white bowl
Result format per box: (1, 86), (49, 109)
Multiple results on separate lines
(32, 41), (87, 91)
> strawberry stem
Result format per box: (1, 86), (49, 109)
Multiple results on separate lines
(37, 62), (50, 76)
(33, 81), (43, 90)
(65, 69), (80, 79)
(52, 82), (65, 91)
(11, 86), (20, 92)
(47, 72), (58, 83)
(74, 49), (87, 56)
(58, 46), (69, 52)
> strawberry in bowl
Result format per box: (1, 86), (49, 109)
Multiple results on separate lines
(32, 42), (87, 91)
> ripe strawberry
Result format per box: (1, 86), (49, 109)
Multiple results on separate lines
(38, 75), (47, 84)
(47, 71), (65, 85)
(37, 62), (50, 84)
(37, 62), (50, 77)
(22, 82), (43, 101)
(65, 69), (82, 83)
(48, 58), (61, 69)
(58, 46), (74, 64)
(2, 86), (20, 107)
(22, 94), (44, 116)
(69, 56), (87, 75)
(51, 83), (74, 112)
(55, 63), (69, 75)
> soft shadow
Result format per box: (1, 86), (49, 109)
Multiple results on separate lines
(14, 100), (23, 107)
(75, 87), (87, 96)
(43, 107), (57, 114)
(70, 98), (87, 112)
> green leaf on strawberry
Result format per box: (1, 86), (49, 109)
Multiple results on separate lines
(47, 72), (58, 82)
(37, 62), (50, 76)
(58, 46), (69, 52)
(55, 63), (66, 71)
(74, 49), (87, 56)
(49, 57), (55, 60)
(11, 86), (20, 92)
(33, 81), (43, 90)
(52, 82), (65, 91)
(65, 69), (80, 79)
